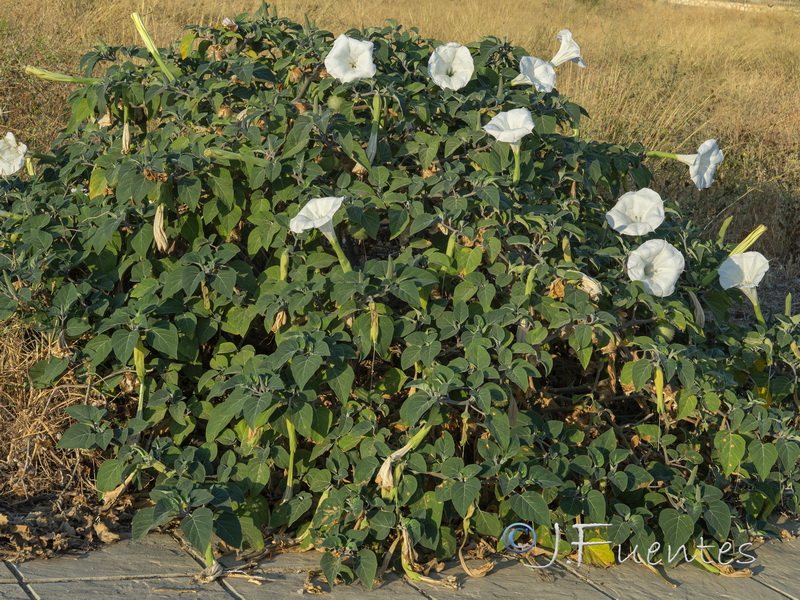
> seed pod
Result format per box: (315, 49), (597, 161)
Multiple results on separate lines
(217, 104), (233, 118)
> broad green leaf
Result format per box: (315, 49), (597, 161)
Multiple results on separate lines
(510, 491), (551, 526)
(451, 478), (481, 518)
(748, 440), (778, 480)
(181, 507), (214, 555)
(714, 430), (746, 477)
(354, 548), (378, 590)
(658, 508), (694, 552)
(95, 458), (123, 492)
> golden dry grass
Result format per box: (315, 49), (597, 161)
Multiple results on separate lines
(1, 0), (799, 272)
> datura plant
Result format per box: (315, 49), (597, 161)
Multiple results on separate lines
(1, 6), (798, 589)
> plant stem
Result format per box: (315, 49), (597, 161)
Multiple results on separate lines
(330, 237), (352, 272)
(645, 151), (679, 160)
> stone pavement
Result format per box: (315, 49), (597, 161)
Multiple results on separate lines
(1, 520), (799, 600)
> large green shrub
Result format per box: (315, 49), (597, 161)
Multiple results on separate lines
(1, 4), (799, 586)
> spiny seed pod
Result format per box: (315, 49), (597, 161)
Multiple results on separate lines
(217, 105), (233, 118)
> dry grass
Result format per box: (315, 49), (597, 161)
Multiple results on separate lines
(0, 317), (100, 505)
(1, 0), (799, 270)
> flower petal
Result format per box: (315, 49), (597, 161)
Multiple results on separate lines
(626, 239), (684, 297)
(428, 42), (474, 91)
(605, 188), (665, 236)
(324, 34), (376, 83)
(482, 108), (535, 145)
(718, 251), (769, 290)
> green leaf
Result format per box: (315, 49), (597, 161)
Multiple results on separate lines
(326, 359), (354, 403)
(510, 491), (551, 526)
(658, 508), (694, 552)
(146, 322), (179, 359)
(131, 507), (155, 541)
(703, 500), (731, 541)
(451, 478), (481, 518)
(473, 508), (502, 537)
(714, 430), (746, 477)
(112, 329), (139, 365)
(57, 423), (97, 449)
(214, 511), (243, 549)
(354, 548), (378, 590)
(29, 356), (69, 389)
(388, 208), (410, 240)
(95, 458), (123, 492)
(282, 117), (313, 159)
(321, 551), (342, 590)
(620, 359), (652, 392)
(291, 354), (323, 390)
(748, 440), (778, 480)
(181, 507), (214, 555)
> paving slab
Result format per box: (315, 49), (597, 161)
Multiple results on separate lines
(0, 563), (17, 585)
(576, 553), (793, 600)
(0, 584), (29, 600)
(748, 535), (800, 598)
(13, 534), (201, 582)
(404, 557), (617, 599)
(223, 570), (426, 599)
(26, 576), (234, 599)
(217, 550), (427, 598)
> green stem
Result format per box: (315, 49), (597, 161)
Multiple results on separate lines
(645, 151), (679, 160)
(24, 66), (101, 85)
(131, 13), (177, 82)
(753, 301), (765, 326)
(330, 237), (352, 272)
(742, 288), (765, 325)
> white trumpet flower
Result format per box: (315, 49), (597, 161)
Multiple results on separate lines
(290, 197), (352, 272)
(482, 108), (535, 149)
(0, 132), (27, 177)
(324, 34), (377, 83)
(290, 196), (344, 242)
(550, 29), (587, 68)
(627, 239), (685, 297)
(482, 108), (535, 184)
(605, 188), (666, 236)
(428, 42), (474, 91)
(510, 56), (556, 92)
(718, 251), (769, 324)
(675, 139), (724, 190)
(718, 251), (769, 291)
